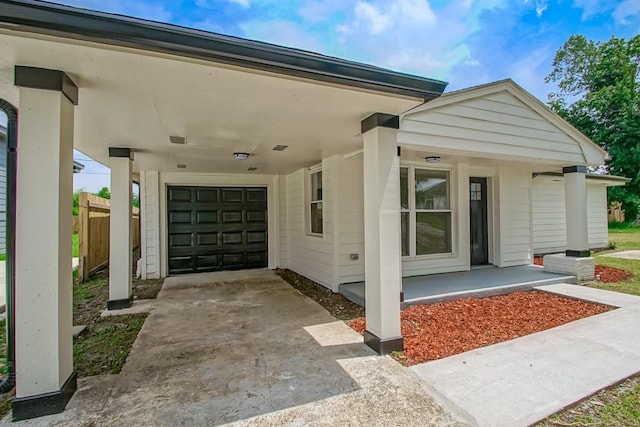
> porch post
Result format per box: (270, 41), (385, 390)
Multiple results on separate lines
(563, 166), (590, 257)
(361, 113), (403, 354)
(13, 66), (78, 420)
(543, 165), (594, 281)
(108, 148), (134, 310)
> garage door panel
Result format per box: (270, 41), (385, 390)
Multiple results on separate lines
(167, 186), (268, 274)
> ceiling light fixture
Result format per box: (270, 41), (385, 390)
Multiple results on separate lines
(169, 136), (187, 145)
(233, 152), (250, 159)
(272, 145), (288, 151)
(425, 156), (441, 163)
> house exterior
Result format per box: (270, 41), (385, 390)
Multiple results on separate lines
(0, 0), (625, 420)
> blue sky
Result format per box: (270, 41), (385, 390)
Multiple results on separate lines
(61, 0), (639, 192)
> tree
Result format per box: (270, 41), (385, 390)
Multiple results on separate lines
(546, 34), (640, 222)
(96, 187), (111, 200)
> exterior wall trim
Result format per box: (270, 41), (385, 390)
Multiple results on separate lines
(14, 66), (78, 105)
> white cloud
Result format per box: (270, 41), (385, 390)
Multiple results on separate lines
(536, 0), (548, 17)
(239, 20), (324, 52)
(612, 0), (640, 25)
(229, 0), (250, 8)
(572, 0), (608, 21)
(353, 2), (392, 34)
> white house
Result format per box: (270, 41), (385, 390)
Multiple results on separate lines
(0, 0), (626, 420)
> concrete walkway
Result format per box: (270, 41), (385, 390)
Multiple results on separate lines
(600, 249), (640, 260)
(411, 283), (640, 427)
(6, 270), (470, 427)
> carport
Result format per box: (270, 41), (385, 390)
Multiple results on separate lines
(0, 0), (445, 419)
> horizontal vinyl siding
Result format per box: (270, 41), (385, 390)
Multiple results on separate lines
(532, 179), (609, 253)
(286, 164), (336, 290)
(278, 175), (288, 267)
(399, 91), (586, 164)
(0, 141), (5, 254)
(143, 171), (160, 278)
(499, 168), (532, 266)
(337, 156), (365, 284)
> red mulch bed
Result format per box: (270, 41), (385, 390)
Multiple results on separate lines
(350, 291), (611, 366)
(533, 257), (632, 283)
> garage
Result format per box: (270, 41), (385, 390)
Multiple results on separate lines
(167, 186), (268, 274)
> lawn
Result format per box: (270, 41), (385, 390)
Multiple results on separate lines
(0, 233), (78, 261)
(591, 227), (640, 296)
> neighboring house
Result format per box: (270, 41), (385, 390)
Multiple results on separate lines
(0, 1), (627, 420)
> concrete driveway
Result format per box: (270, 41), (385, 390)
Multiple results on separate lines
(9, 269), (470, 426)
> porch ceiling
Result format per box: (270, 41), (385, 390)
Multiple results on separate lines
(0, 31), (424, 175)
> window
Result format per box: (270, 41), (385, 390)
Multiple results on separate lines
(400, 166), (452, 256)
(309, 170), (323, 235)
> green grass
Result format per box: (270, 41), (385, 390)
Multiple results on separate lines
(74, 314), (147, 377)
(72, 233), (79, 258)
(590, 227), (640, 296)
(0, 233), (78, 260)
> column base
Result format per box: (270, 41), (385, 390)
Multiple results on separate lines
(107, 296), (133, 310)
(12, 371), (77, 421)
(566, 249), (591, 257)
(364, 330), (404, 355)
(543, 253), (595, 282)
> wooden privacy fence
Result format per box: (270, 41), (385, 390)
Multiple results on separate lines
(608, 202), (625, 223)
(78, 192), (140, 282)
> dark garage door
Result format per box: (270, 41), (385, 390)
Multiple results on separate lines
(167, 186), (268, 274)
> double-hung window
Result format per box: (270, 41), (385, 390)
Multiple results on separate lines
(309, 170), (323, 235)
(400, 166), (453, 256)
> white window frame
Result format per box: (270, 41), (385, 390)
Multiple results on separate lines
(401, 164), (454, 258)
(307, 165), (323, 237)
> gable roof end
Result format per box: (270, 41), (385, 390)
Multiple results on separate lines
(401, 79), (608, 165)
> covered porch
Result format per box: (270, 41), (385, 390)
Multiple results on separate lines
(339, 265), (576, 307)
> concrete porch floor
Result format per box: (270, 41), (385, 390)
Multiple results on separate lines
(339, 265), (575, 306)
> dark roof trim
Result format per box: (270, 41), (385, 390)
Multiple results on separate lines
(535, 172), (630, 183)
(0, 0), (448, 101)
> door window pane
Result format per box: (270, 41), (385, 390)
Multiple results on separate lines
(416, 212), (452, 255)
(415, 169), (449, 210)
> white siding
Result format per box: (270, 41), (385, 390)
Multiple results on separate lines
(337, 156), (365, 283)
(0, 140), (6, 254)
(141, 170), (160, 279)
(285, 158), (337, 290)
(278, 175), (288, 267)
(498, 167), (533, 266)
(399, 91), (587, 165)
(532, 178), (609, 253)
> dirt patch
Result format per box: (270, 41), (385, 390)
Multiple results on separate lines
(350, 291), (611, 366)
(276, 269), (364, 320)
(133, 277), (164, 300)
(74, 313), (148, 377)
(534, 257), (632, 283)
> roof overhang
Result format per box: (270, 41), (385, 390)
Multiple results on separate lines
(0, 1), (450, 175)
(0, 0), (447, 101)
(534, 172), (629, 187)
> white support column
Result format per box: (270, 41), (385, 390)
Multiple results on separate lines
(108, 148), (134, 310)
(543, 165), (594, 282)
(362, 113), (403, 354)
(564, 166), (590, 256)
(13, 67), (78, 420)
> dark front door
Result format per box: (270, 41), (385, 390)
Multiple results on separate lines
(167, 186), (268, 274)
(470, 178), (488, 265)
